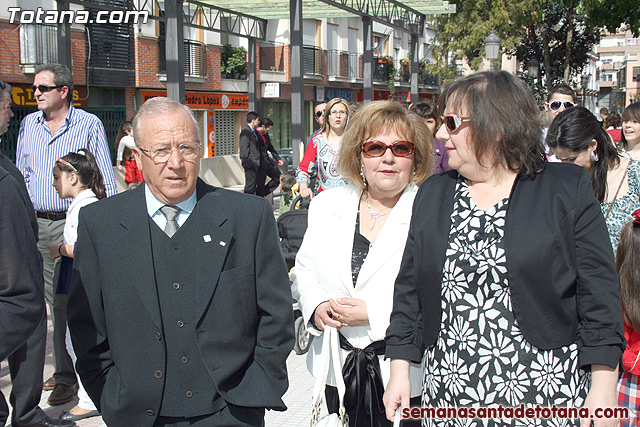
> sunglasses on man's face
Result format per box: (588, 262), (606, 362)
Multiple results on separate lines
(362, 140), (415, 158)
(315, 110), (323, 118)
(548, 101), (575, 111)
(32, 85), (64, 94)
(441, 115), (472, 132)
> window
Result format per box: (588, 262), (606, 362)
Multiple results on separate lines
(20, 24), (58, 66)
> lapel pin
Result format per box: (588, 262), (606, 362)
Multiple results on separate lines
(219, 241), (227, 247)
(203, 235), (212, 242)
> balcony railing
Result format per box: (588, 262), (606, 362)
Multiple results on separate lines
(327, 50), (360, 79)
(373, 58), (393, 82)
(303, 45), (324, 75)
(20, 24), (58, 66)
(158, 37), (206, 78)
(259, 41), (286, 72)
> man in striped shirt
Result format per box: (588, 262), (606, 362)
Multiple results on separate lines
(16, 63), (117, 410)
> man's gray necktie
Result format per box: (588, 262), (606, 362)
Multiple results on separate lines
(160, 205), (180, 237)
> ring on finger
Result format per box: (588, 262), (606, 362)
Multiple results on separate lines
(336, 313), (342, 320)
(341, 322), (348, 327)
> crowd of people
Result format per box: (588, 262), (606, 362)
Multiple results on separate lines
(2, 62), (640, 427)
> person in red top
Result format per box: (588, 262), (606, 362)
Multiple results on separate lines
(607, 112), (623, 147)
(616, 210), (640, 426)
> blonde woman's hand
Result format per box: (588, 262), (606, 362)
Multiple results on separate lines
(313, 300), (342, 331)
(330, 297), (369, 327)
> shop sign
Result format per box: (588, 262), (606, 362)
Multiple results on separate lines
(315, 86), (354, 102)
(140, 90), (249, 110)
(262, 83), (281, 98)
(10, 84), (88, 108)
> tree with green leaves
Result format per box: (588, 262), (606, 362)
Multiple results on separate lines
(428, 0), (637, 92)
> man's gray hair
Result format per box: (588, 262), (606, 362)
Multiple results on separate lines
(0, 79), (12, 100)
(35, 63), (74, 103)
(132, 97), (200, 145)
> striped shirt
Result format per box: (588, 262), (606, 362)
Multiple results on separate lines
(16, 105), (117, 212)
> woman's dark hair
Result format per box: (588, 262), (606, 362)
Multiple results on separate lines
(439, 71), (545, 177)
(606, 112), (622, 128)
(56, 148), (107, 200)
(621, 102), (640, 150)
(409, 101), (441, 130)
(546, 107), (620, 202)
(617, 219), (640, 332)
(114, 121), (132, 152)
(279, 171), (296, 193)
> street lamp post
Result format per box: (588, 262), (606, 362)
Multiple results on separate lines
(484, 30), (501, 71)
(526, 59), (540, 83)
(581, 74), (590, 109)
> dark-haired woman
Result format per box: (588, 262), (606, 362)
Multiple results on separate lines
(622, 102), (640, 161)
(384, 72), (623, 427)
(547, 106), (640, 252)
(615, 212), (640, 426)
(606, 112), (623, 146)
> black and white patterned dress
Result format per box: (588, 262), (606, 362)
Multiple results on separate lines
(422, 179), (590, 427)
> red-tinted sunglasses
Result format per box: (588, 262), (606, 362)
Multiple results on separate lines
(362, 140), (415, 157)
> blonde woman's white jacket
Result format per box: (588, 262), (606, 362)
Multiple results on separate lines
(290, 183), (422, 396)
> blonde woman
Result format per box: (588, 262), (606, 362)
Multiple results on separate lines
(297, 98), (350, 198)
(292, 100), (433, 426)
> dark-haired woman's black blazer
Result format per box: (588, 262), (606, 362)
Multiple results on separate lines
(386, 163), (624, 369)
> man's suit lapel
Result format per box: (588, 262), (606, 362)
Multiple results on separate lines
(192, 181), (233, 324)
(118, 185), (162, 329)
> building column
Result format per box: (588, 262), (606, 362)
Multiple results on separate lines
(248, 38), (258, 112)
(165, 0), (185, 104)
(410, 34), (419, 105)
(290, 0), (304, 163)
(56, 0), (72, 70)
(362, 16), (373, 103)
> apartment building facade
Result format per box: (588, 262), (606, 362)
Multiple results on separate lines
(0, 0), (442, 162)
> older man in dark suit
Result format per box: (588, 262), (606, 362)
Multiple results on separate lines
(67, 97), (294, 427)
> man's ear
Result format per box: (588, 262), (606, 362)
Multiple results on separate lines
(132, 146), (144, 170)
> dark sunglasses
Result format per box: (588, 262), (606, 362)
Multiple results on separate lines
(315, 110), (323, 118)
(32, 84), (64, 94)
(441, 115), (472, 132)
(548, 101), (575, 111)
(362, 140), (415, 158)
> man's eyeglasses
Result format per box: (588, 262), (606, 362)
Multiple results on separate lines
(32, 85), (64, 94)
(315, 110), (324, 118)
(441, 115), (472, 132)
(548, 101), (575, 111)
(329, 110), (347, 117)
(138, 143), (201, 163)
(362, 140), (415, 158)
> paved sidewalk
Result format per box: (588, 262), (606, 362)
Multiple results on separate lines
(0, 310), (314, 427)
(1, 194), (317, 426)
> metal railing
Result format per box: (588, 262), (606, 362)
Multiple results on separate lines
(373, 58), (393, 82)
(158, 38), (206, 78)
(303, 45), (323, 75)
(259, 41), (286, 72)
(327, 50), (360, 79)
(20, 24), (58, 66)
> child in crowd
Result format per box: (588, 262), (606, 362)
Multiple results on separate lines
(45, 149), (106, 422)
(279, 171), (298, 215)
(616, 209), (640, 426)
(115, 121), (143, 189)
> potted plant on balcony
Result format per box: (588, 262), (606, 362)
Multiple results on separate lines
(221, 44), (234, 79)
(229, 46), (247, 79)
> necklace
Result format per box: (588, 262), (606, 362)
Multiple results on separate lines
(365, 192), (391, 230)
